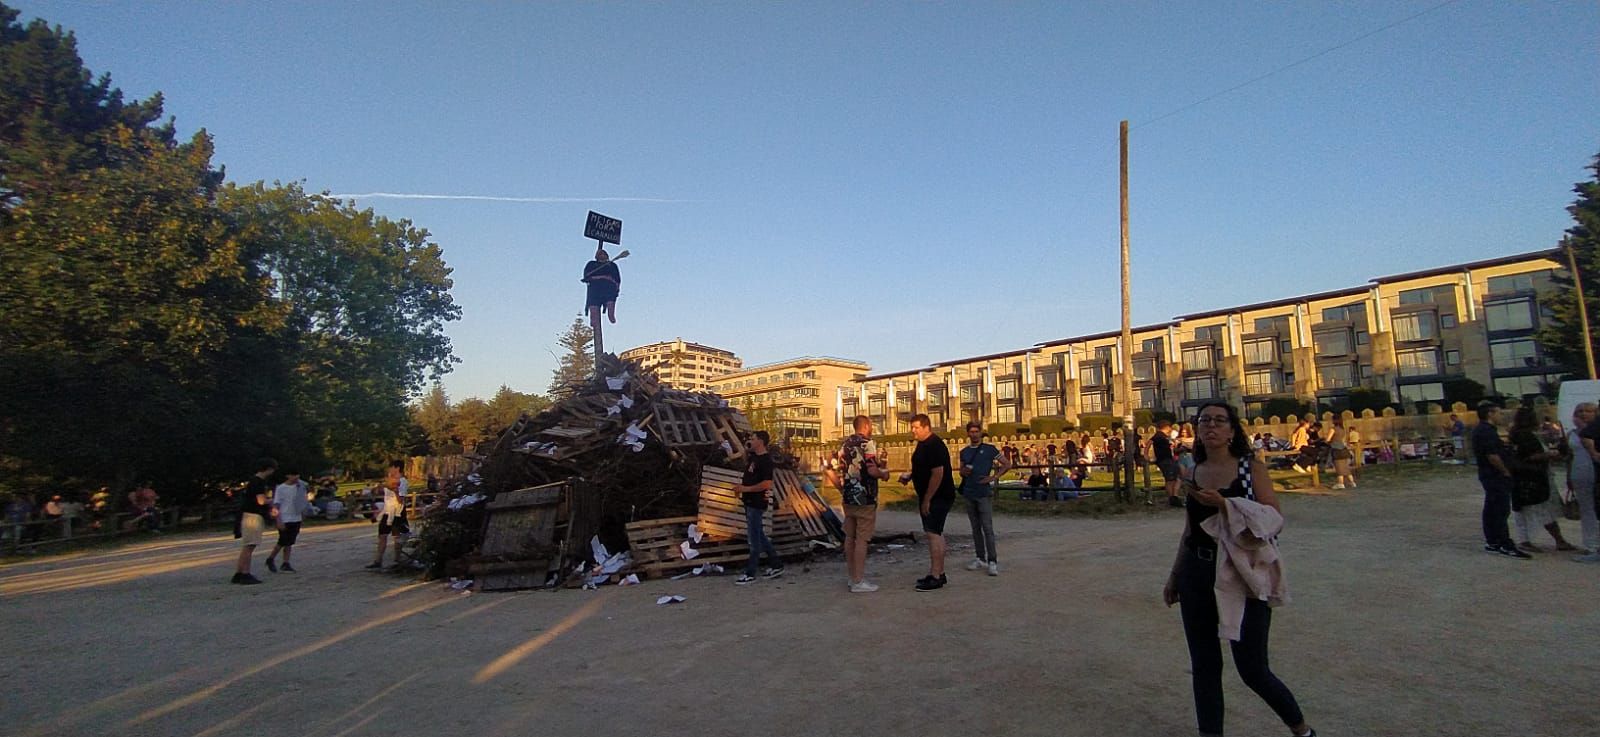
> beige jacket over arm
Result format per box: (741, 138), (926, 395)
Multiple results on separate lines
(1199, 497), (1290, 641)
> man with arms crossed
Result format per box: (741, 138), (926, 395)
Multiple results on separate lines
(904, 414), (956, 592)
(827, 415), (887, 593)
(959, 421), (1010, 575)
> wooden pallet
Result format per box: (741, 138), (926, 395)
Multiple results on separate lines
(624, 515), (810, 579)
(698, 465), (784, 539)
(653, 403), (720, 447)
(476, 481), (569, 591)
(772, 469), (834, 539)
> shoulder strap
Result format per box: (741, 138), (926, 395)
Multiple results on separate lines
(1238, 457), (1256, 500)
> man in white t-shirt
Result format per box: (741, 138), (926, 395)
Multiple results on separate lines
(266, 471), (310, 573)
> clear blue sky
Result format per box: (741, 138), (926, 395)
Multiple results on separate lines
(19, 1), (1600, 400)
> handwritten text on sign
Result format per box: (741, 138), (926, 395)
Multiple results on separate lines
(584, 211), (622, 245)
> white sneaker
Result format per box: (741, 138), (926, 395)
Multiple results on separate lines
(849, 580), (879, 593)
(987, 561), (1000, 576)
(1348, 481), (1357, 488)
(965, 558), (986, 571)
(1332, 483), (1345, 490)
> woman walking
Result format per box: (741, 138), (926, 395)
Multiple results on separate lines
(1570, 403), (1600, 562)
(1328, 417), (1356, 489)
(1164, 402), (1315, 737)
(1509, 406), (1575, 553)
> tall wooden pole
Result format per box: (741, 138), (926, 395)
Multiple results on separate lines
(1566, 236), (1597, 380)
(1119, 121), (1136, 501)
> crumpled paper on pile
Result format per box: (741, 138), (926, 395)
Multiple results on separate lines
(447, 493), (485, 511)
(605, 372), (630, 391)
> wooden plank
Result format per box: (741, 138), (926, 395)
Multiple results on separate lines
(487, 484), (565, 510)
(625, 515), (699, 530)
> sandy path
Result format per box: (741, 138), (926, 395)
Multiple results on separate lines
(3, 466), (1597, 737)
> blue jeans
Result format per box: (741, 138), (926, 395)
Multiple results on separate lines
(1480, 475), (1513, 547)
(744, 505), (779, 576)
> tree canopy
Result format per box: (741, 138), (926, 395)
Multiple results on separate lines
(0, 3), (461, 499)
(1539, 152), (1600, 380)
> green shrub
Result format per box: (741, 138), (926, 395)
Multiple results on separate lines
(1029, 416), (1075, 435)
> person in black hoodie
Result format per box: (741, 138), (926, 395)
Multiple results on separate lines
(581, 247), (621, 324)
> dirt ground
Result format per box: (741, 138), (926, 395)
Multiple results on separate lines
(3, 465), (1598, 737)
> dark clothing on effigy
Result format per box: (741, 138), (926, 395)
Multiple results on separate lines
(583, 260), (621, 307)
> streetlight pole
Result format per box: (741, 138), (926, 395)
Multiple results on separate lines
(1566, 236), (1597, 380)
(1119, 121), (1136, 502)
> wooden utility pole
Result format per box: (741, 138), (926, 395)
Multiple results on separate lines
(1566, 236), (1597, 379)
(1119, 121), (1136, 502)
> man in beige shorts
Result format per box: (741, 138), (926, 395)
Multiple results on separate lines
(232, 458), (277, 585)
(827, 415), (887, 593)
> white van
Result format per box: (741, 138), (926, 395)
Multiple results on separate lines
(1558, 379), (1600, 429)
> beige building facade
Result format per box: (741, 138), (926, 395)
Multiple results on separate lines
(619, 338), (742, 391)
(713, 357), (870, 442)
(844, 250), (1572, 438)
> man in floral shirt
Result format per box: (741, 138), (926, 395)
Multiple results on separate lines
(827, 415), (887, 593)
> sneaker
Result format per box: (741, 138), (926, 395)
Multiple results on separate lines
(364, 561), (383, 570)
(279, 562), (296, 573)
(965, 558), (986, 571)
(1347, 482), (1357, 488)
(1331, 484), (1345, 490)
(987, 561), (1000, 576)
(761, 566), (784, 579)
(231, 573), (263, 585)
(734, 574), (756, 585)
(915, 576), (945, 592)
(1496, 544), (1533, 560)
(849, 581), (879, 593)
(1168, 497), (1185, 508)
(1572, 552), (1600, 563)
(265, 559), (278, 573)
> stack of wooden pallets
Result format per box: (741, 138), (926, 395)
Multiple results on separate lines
(624, 514), (811, 579)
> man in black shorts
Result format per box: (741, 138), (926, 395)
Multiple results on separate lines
(1153, 419), (1182, 507)
(905, 414), (955, 592)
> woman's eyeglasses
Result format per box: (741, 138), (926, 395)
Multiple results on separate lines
(1194, 416), (1231, 426)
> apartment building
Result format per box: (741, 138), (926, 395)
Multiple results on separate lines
(619, 338), (742, 392)
(713, 357), (870, 442)
(844, 250), (1572, 437)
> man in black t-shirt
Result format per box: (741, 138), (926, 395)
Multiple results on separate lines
(905, 414), (956, 592)
(233, 458), (278, 584)
(731, 431), (783, 585)
(1471, 403), (1529, 559)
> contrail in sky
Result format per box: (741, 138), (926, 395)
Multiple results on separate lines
(330, 192), (687, 203)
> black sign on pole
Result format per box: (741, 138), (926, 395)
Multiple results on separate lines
(584, 211), (622, 245)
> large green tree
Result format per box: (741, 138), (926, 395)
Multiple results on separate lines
(1540, 153), (1600, 380)
(0, 3), (460, 498)
(548, 317), (595, 398)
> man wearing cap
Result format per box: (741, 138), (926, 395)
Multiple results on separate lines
(265, 470), (310, 573)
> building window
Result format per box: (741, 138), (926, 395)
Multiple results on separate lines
(1135, 387), (1160, 409)
(1181, 346), (1213, 372)
(1360, 364), (1373, 379)
(1322, 303), (1366, 322)
(1487, 274), (1536, 294)
(1194, 325), (1223, 343)
(1490, 338), (1542, 370)
(1399, 286), (1448, 305)
(1243, 338), (1275, 365)
(1319, 363), (1356, 389)
(895, 393), (913, 414)
(997, 404), (1020, 423)
(927, 388), (944, 409)
(1397, 347), (1441, 377)
(1494, 374), (1555, 398)
(1313, 330), (1351, 357)
(959, 383), (980, 405)
(1254, 316), (1291, 333)
(1141, 337), (1165, 355)
(758, 377), (768, 385)
(803, 370), (817, 379)
(1440, 314), (1457, 329)
(1079, 364), (1106, 386)
(1244, 370), (1277, 395)
(1485, 299), (1535, 332)
(1445, 350), (1461, 366)
(1391, 313), (1437, 342)
(1398, 382), (1445, 404)
(1079, 391), (1107, 413)
(1094, 345), (1115, 363)
(868, 397), (885, 416)
(1184, 376), (1216, 400)
(1036, 369), (1060, 393)
(996, 380), (1019, 401)
(1280, 339), (1294, 355)
(1133, 358), (1159, 383)
(1037, 395), (1060, 416)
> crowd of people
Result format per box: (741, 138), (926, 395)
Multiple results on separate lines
(1473, 400), (1600, 561)
(2, 484), (154, 545)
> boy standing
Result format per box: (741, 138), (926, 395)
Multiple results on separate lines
(266, 470), (309, 573)
(959, 421), (1009, 575)
(367, 461), (410, 569)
